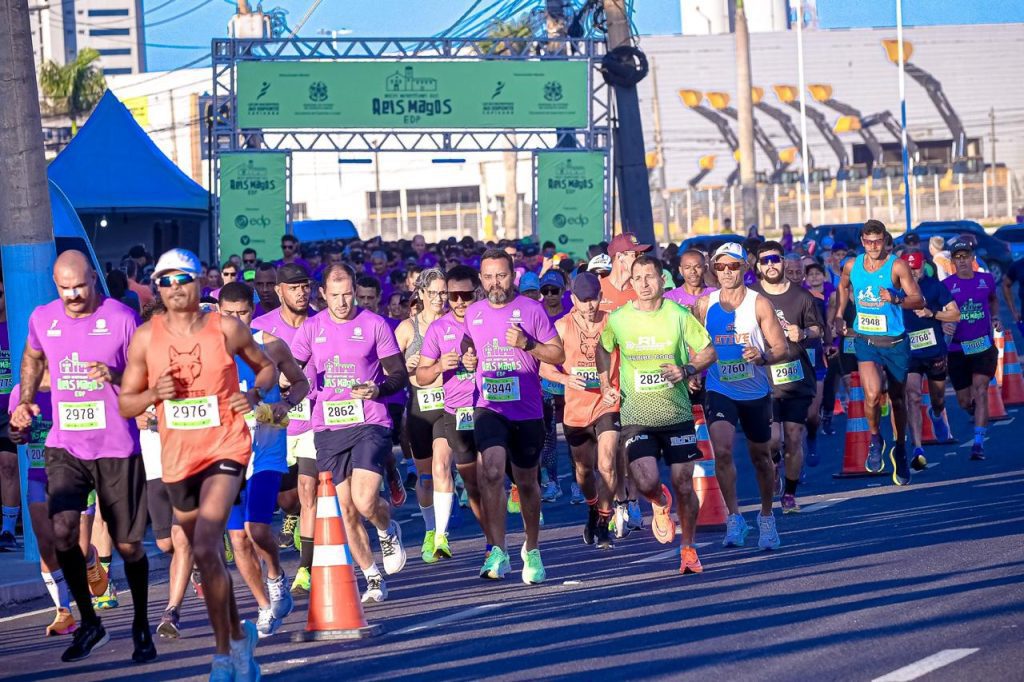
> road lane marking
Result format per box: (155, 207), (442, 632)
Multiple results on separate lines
(992, 417), (1014, 426)
(872, 648), (979, 681)
(0, 606), (53, 623)
(801, 498), (848, 513)
(630, 542), (712, 564)
(391, 603), (502, 636)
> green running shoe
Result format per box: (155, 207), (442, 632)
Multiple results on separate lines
(223, 534), (234, 565)
(480, 546), (510, 580)
(520, 545), (547, 585)
(290, 566), (310, 594)
(507, 485), (520, 514)
(434, 533), (452, 560)
(93, 581), (119, 610)
(421, 530), (438, 563)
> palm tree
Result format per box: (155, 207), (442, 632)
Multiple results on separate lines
(38, 48), (106, 135)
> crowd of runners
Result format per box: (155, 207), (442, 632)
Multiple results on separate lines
(0, 219), (1007, 679)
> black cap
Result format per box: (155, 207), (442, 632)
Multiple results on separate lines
(571, 272), (602, 301)
(128, 244), (147, 259)
(904, 233), (921, 245)
(277, 263), (310, 284)
(950, 239), (974, 255)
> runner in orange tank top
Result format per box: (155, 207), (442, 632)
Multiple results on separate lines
(540, 273), (621, 549)
(119, 249), (276, 679)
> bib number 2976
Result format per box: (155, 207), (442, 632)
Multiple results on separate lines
(165, 397), (221, 430)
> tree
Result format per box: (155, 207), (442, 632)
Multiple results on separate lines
(38, 48), (106, 135)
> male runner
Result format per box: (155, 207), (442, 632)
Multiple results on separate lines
(944, 240), (1000, 461)
(665, 249), (716, 310)
(835, 220), (923, 485)
(599, 257), (717, 571)
(290, 264), (408, 604)
(0, 276), (20, 550)
(465, 249), (564, 583)
(694, 243), (789, 549)
(751, 242), (824, 513)
(12, 251), (155, 664)
(119, 248), (276, 679)
(252, 264), (281, 314)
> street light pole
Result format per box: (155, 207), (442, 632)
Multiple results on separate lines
(896, 0), (913, 233)
(793, 0), (811, 225)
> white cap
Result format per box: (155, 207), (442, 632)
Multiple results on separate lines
(587, 254), (612, 272)
(153, 248), (202, 278)
(711, 242), (747, 263)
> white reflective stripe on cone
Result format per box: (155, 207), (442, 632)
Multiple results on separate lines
(312, 543), (352, 567)
(317, 495), (341, 518)
(694, 461), (716, 478)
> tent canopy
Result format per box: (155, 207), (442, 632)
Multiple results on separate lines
(292, 220), (359, 243)
(48, 90), (208, 213)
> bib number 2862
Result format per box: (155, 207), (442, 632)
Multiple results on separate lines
(324, 400), (364, 426)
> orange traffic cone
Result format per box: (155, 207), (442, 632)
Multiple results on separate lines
(995, 330), (1006, 387)
(833, 397), (845, 415)
(293, 472), (380, 642)
(987, 375), (1011, 422)
(834, 372), (885, 478)
(1001, 334), (1024, 405)
(917, 377), (939, 445)
(692, 405), (728, 528)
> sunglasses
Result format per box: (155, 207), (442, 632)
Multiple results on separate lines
(282, 244), (296, 250)
(448, 291), (474, 303)
(243, 258), (256, 264)
(714, 262), (744, 272)
(222, 270), (237, 277)
(759, 255), (782, 265)
(157, 273), (196, 288)
(541, 286), (562, 295)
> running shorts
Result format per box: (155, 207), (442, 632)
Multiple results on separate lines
(165, 459), (245, 514)
(227, 470), (284, 530)
(620, 421), (700, 465)
(948, 346), (998, 392)
(442, 411), (477, 466)
(705, 392), (773, 444)
(314, 424), (391, 481)
(473, 409), (545, 469)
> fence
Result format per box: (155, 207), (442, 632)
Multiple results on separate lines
(359, 200), (533, 242)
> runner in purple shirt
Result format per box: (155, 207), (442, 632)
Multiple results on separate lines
(665, 249), (717, 311)
(463, 250), (564, 584)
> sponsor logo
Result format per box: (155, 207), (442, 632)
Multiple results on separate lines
(47, 319), (61, 337)
(670, 434), (697, 447)
(309, 81), (329, 102)
(256, 81), (271, 100)
(89, 318), (110, 336)
(543, 81), (563, 101)
(352, 326), (364, 340)
(624, 433), (649, 449)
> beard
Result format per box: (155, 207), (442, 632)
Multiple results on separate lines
(487, 284), (513, 305)
(761, 269), (784, 284)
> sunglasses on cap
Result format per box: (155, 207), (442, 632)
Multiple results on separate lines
(714, 262), (744, 272)
(448, 291), (474, 303)
(758, 255), (782, 265)
(541, 286), (562, 295)
(156, 273), (196, 288)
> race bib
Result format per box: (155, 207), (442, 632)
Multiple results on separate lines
(28, 445), (45, 469)
(456, 406), (475, 431)
(541, 378), (566, 396)
(417, 387), (446, 412)
(909, 328), (938, 351)
(0, 376), (11, 396)
(635, 369), (669, 393)
(483, 376), (520, 402)
(770, 360), (804, 385)
(857, 312), (888, 333)
(58, 401), (106, 431)
(571, 366), (601, 390)
(165, 396), (221, 430)
(807, 349), (816, 368)
(287, 398), (311, 422)
(323, 399), (364, 426)
(842, 337), (855, 354)
(719, 360), (754, 382)
(962, 335), (993, 355)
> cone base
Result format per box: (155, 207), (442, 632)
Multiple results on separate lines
(832, 470), (889, 479)
(990, 414), (1013, 422)
(1003, 399), (1024, 406)
(292, 624), (382, 641)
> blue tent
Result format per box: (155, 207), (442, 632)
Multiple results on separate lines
(48, 89), (208, 213)
(293, 220), (360, 242)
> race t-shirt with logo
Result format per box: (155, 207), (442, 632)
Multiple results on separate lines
(598, 277), (636, 313)
(850, 254), (905, 337)
(383, 316), (408, 409)
(559, 311), (619, 428)
(291, 308), (402, 431)
(419, 312), (477, 424)
(541, 306), (570, 396)
(601, 299), (711, 429)
(944, 272), (996, 355)
(464, 295), (557, 421)
(903, 276), (952, 358)
(750, 282), (820, 399)
(8, 384), (51, 482)
(27, 298), (141, 460)
(664, 286), (716, 310)
(236, 330), (287, 475)
(252, 308), (314, 437)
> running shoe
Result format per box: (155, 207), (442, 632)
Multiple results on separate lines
(86, 547), (108, 597)
(806, 445), (820, 468)
(209, 655), (234, 682)
(94, 581), (119, 610)
(421, 530), (438, 564)
(651, 484), (676, 545)
(611, 501), (631, 539)
(582, 506), (598, 545)
(278, 514), (298, 550)
(131, 622), (157, 663)
(223, 534), (235, 565)
(891, 447), (911, 486)
(0, 531), (17, 551)
(290, 566), (310, 594)
(520, 545), (546, 585)
(539, 509), (545, 527)
(570, 482), (585, 505)
(541, 480), (560, 502)
(433, 533), (452, 560)
(970, 442), (986, 461)
(820, 413), (835, 436)
(781, 493), (800, 514)
(911, 447), (927, 472)
(507, 484), (521, 514)
(757, 513), (782, 550)
(679, 546), (703, 574)
(389, 473), (407, 508)
(865, 433), (885, 473)
(256, 607), (281, 638)
(267, 573), (293, 620)
(379, 520), (407, 575)
(626, 500), (643, 530)
(479, 546), (510, 580)
(404, 470), (418, 491)
(230, 619), (259, 682)
(60, 619), (109, 662)
(930, 409), (953, 443)
(361, 574), (388, 604)
(594, 515), (614, 550)
(191, 567), (205, 600)
(723, 513), (749, 547)
(46, 608), (77, 637)
(156, 607), (180, 639)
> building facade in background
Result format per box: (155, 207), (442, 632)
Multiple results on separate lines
(29, 0), (146, 74)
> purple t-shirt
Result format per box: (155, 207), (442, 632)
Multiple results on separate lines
(665, 286), (716, 309)
(27, 298), (141, 460)
(464, 295), (557, 421)
(252, 308), (313, 437)
(420, 312), (477, 413)
(291, 308), (402, 431)
(9, 384), (50, 482)
(383, 316), (407, 407)
(0, 322), (10, 415)
(944, 272), (997, 354)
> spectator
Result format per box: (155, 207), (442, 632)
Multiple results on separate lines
(122, 259), (154, 307)
(106, 269), (141, 313)
(241, 247), (259, 272)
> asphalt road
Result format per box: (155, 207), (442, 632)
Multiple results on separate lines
(1, 399), (1022, 682)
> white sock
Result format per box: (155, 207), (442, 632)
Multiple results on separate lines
(420, 505), (435, 532)
(362, 562), (381, 579)
(434, 493), (454, 537)
(2, 506), (18, 535)
(42, 571), (61, 610)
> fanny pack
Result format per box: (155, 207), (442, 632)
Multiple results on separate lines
(853, 332), (906, 349)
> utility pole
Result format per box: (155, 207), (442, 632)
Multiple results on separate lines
(0, 0), (59, 564)
(989, 107), (997, 168)
(603, 0), (656, 246)
(649, 57), (670, 241)
(734, 0), (758, 230)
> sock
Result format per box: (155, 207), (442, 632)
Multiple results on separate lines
(434, 493), (454, 538)
(807, 421), (818, 443)
(420, 505), (436, 532)
(362, 562), (381, 579)
(123, 554), (150, 628)
(974, 426), (986, 445)
(56, 546), (98, 625)
(1, 506), (18, 534)
(41, 570), (71, 610)
(585, 496), (599, 507)
(784, 477), (799, 496)
(299, 536), (314, 571)
(485, 544), (493, 553)
(99, 554), (112, 572)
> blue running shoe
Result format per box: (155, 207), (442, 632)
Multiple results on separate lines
(930, 409), (953, 443)
(911, 447), (927, 471)
(865, 434), (885, 473)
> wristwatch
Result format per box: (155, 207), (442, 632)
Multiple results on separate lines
(683, 364), (698, 378)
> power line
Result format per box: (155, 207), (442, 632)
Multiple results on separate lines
(145, 0), (215, 28)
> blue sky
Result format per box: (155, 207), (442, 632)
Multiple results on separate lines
(144, 0), (1024, 71)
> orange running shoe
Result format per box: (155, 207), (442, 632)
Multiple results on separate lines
(651, 484), (676, 544)
(46, 608), (77, 636)
(679, 545), (703, 574)
(85, 546), (109, 597)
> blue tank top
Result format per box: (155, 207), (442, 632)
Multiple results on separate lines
(850, 254), (905, 337)
(704, 289), (772, 401)
(236, 330), (287, 474)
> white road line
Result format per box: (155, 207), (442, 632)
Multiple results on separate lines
(993, 417), (1015, 426)
(0, 606), (53, 623)
(630, 542), (712, 564)
(872, 648), (979, 681)
(801, 498), (848, 513)
(391, 603), (502, 636)
(925, 462), (940, 469)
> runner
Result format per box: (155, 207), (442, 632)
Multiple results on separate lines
(290, 263), (409, 604)
(598, 257), (717, 571)
(252, 264), (280, 314)
(804, 262), (834, 445)
(665, 249), (716, 311)
(0, 276), (20, 551)
(119, 248), (276, 678)
(751, 242), (824, 513)
(694, 243), (789, 549)
(219, 283), (309, 637)
(465, 249), (564, 583)
(944, 240), (1001, 461)
(538, 270), (568, 503)
(11, 251), (155, 664)
(835, 220), (923, 485)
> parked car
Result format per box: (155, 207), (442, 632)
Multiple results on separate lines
(802, 223), (865, 252)
(680, 233), (744, 257)
(994, 224), (1024, 262)
(898, 220), (1012, 281)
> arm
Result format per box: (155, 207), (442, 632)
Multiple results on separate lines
(223, 316), (277, 409)
(377, 354), (409, 398)
(265, 337), (309, 406)
(507, 322), (565, 365)
(890, 259), (924, 310)
(834, 261), (853, 336)
(688, 342), (717, 373)
(934, 299), (961, 324)
(16, 344), (46, 407)
(753, 296), (790, 366)
(415, 354), (444, 386)
(118, 325), (163, 419)
(990, 289), (1003, 331)
(1003, 274), (1020, 322)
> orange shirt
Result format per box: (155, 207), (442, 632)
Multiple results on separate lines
(129, 279), (154, 307)
(559, 311), (620, 428)
(599, 276), (636, 312)
(145, 312), (252, 483)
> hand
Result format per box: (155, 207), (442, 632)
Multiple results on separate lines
(914, 308), (934, 318)
(742, 345), (762, 363)
(405, 353), (421, 372)
(351, 382), (380, 400)
(879, 287), (893, 303)
(601, 386), (620, 407)
(540, 256), (553, 274)
(834, 319), (848, 339)
(86, 361), (112, 383)
(687, 373), (704, 393)
(461, 347), (478, 372)
(439, 351), (461, 371)
(565, 373), (588, 391)
(825, 345), (839, 359)
(659, 363), (685, 385)
(134, 413), (151, 430)
(506, 323), (528, 350)
(785, 324), (802, 343)
(8, 427), (27, 445)
(942, 322), (957, 337)
(229, 392), (252, 414)
(153, 367), (177, 401)
(10, 403), (40, 430)
(267, 401), (291, 422)
(994, 319), (1004, 333)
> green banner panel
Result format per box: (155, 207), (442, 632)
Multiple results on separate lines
(536, 151), (605, 259)
(218, 152), (287, 259)
(237, 60), (589, 129)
